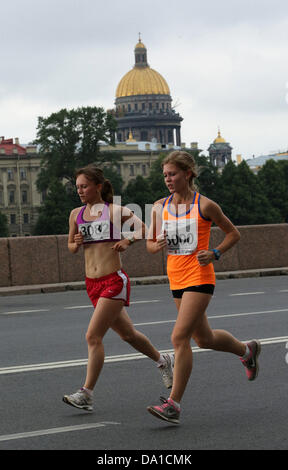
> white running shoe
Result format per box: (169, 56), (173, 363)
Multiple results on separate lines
(158, 353), (174, 389)
(63, 388), (93, 411)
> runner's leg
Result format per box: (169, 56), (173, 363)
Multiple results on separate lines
(192, 312), (246, 356)
(112, 307), (160, 361)
(169, 292), (212, 404)
(84, 297), (124, 390)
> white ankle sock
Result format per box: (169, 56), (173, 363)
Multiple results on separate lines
(157, 354), (166, 367)
(241, 344), (250, 360)
(82, 387), (93, 396)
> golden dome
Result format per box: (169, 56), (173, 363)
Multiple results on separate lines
(116, 37), (170, 98)
(135, 39), (146, 49)
(214, 130), (226, 143)
(116, 67), (170, 97)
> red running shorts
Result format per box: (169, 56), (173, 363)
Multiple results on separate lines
(85, 269), (130, 307)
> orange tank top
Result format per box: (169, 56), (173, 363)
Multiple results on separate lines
(162, 192), (215, 290)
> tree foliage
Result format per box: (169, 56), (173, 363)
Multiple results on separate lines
(33, 106), (120, 235)
(0, 211), (9, 237)
(35, 106), (118, 190)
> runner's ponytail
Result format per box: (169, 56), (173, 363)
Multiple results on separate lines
(101, 179), (114, 203)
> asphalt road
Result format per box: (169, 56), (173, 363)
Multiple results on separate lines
(0, 275), (287, 452)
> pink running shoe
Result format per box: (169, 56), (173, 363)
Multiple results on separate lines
(240, 340), (261, 381)
(147, 396), (180, 424)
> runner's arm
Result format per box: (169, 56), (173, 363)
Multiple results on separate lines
(146, 201), (167, 254)
(68, 209), (83, 253)
(196, 198), (240, 265)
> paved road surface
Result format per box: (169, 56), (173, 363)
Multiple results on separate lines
(0, 275), (287, 451)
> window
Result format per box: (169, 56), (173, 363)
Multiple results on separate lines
(142, 164), (147, 176)
(23, 213), (29, 224)
(134, 103), (138, 111)
(7, 169), (13, 181)
(10, 214), (16, 224)
(129, 165), (134, 176)
(142, 103), (145, 111)
(9, 190), (15, 204)
(20, 168), (27, 180)
(22, 190), (28, 204)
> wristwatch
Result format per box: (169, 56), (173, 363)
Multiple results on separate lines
(127, 234), (135, 245)
(212, 249), (221, 260)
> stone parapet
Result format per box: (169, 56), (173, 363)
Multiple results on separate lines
(0, 224), (287, 287)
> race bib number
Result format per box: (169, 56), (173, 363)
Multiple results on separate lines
(79, 221), (110, 243)
(163, 219), (198, 255)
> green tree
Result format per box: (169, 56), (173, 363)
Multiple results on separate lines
(216, 160), (281, 225)
(33, 179), (73, 235)
(147, 153), (169, 202)
(33, 106), (119, 235)
(35, 106), (117, 190)
(122, 175), (155, 211)
(0, 212), (9, 237)
(258, 159), (288, 222)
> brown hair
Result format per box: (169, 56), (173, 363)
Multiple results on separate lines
(75, 164), (114, 203)
(162, 150), (198, 191)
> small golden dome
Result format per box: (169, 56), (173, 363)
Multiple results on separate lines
(214, 130), (226, 143)
(116, 67), (170, 97)
(135, 39), (146, 49)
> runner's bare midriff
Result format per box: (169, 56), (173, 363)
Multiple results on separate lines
(83, 242), (122, 278)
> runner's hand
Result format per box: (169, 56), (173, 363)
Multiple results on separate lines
(111, 239), (131, 252)
(196, 250), (214, 266)
(74, 232), (84, 246)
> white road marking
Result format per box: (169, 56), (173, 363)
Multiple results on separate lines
(0, 309), (49, 315)
(229, 291), (265, 296)
(133, 308), (288, 326)
(0, 336), (287, 375)
(0, 300), (160, 315)
(0, 421), (120, 443)
(64, 300), (160, 309)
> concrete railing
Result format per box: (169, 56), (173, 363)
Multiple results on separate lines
(0, 224), (287, 287)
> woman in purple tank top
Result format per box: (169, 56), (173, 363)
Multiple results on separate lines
(63, 164), (174, 412)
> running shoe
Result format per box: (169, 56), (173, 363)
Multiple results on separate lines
(147, 396), (180, 424)
(158, 353), (174, 389)
(63, 388), (93, 411)
(240, 340), (261, 381)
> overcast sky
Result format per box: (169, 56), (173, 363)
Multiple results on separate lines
(1, 0), (288, 160)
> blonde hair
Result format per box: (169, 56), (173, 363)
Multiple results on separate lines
(162, 151), (198, 191)
(75, 164), (114, 203)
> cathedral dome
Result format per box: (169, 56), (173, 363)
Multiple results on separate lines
(214, 130), (226, 143)
(116, 67), (170, 97)
(114, 37), (182, 146)
(115, 37), (170, 97)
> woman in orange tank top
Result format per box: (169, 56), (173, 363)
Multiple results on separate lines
(146, 151), (261, 425)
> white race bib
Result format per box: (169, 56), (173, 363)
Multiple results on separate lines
(163, 218), (198, 255)
(79, 221), (110, 243)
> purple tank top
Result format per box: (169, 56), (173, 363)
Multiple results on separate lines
(76, 203), (121, 244)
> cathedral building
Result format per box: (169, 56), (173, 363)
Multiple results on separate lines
(114, 37), (183, 146)
(208, 130), (232, 169)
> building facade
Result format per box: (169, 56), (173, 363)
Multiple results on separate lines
(0, 137), (42, 236)
(114, 38), (183, 146)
